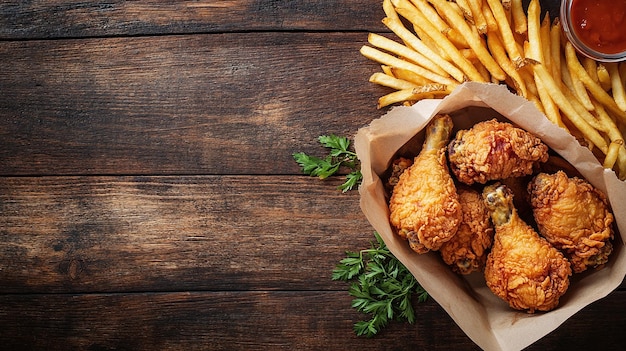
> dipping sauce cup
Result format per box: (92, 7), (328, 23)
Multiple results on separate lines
(561, 0), (626, 62)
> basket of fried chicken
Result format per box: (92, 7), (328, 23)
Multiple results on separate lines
(355, 82), (625, 351)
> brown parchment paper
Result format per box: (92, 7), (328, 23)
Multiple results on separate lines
(354, 82), (626, 351)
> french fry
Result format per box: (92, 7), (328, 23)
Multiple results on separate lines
(540, 14), (552, 75)
(549, 18), (562, 83)
(534, 70), (564, 128)
(381, 65), (395, 77)
(596, 64), (612, 91)
(377, 84), (449, 108)
(369, 72), (419, 90)
(607, 62), (626, 112)
(562, 50), (594, 111)
(382, 0), (400, 20)
(454, 0), (474, 22)
(525, 0), (543, 64)
(468, 0), (488, 34)
(487, 33), (527, 97)
(486, 0), (525, 68)
(481, 1), (499, 33)
(360, 45), (459, 86)
(427, 0), (507, 80)
(382, 17), (467, 82)
(392, 67), (432, 85)
(511, 0), (527, 34)
(367, 33), (449, 77)
(603, 139), (623, 170)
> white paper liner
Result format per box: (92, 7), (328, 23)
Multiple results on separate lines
(355, 82), (626, 351)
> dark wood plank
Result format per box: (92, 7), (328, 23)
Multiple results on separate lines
(0, 33), (386, 176)
(0, 175), (374, 293)
(0, 1), (386, 39)
(0, 290), (624, 351)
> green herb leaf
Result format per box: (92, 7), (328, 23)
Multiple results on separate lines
(293, 134), (362, 192)
(334, 232), (429, 337)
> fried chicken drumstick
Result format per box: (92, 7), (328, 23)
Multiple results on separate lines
(448, 119), (549, 185)
(389, 114), (461, 253)
(483, 183), (572, 313)
(529, 171), (615, 273)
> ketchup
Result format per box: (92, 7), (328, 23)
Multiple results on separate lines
(570, 0), (626, 54)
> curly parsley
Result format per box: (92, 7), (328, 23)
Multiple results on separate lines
(333, 232), (428, 337)
(293, 134), (362, 192)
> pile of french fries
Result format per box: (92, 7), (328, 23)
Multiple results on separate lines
(362, 0), (626, 179)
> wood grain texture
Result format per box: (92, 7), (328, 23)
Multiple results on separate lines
(0, 33), (385, 176)
(0, 175), (372, 293)
(0, 0), (386, 39)
(0, 290), (624, 351)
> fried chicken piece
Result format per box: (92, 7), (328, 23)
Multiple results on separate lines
(529, 171), (614, 273)
(448, 119), (549, 185)
(439, 185), (493, 274)
(483, 183), (571, 313)
(389, 114), (462, 253)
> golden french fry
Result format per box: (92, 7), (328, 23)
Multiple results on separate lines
(377, 85), (449, 108)
(360, 45), (459, 86)
(369, 72), (419, 90)
(392, 67), (434, 85)
(534, 69), (564, 128)
(382, 17), (467, 82)
(393, 0), (485, 82)
(454, 0), (474, 22)
(481, 1), (499, 33)
(603, 139), (622, 169)
(525, 0), (543, 64)
(549, 18), (562, 83)
(511, 0), (527, 34)
(428, 0), (507, 80)
(367, 33), (449, 77)
(381, 65), (395, 77)
(562, 47), (594, 111)
(607, 62), (626, 112)
(566, 42), (626, 123)
(486, 0), (525, 68)
(596, 64), (612, 91)
(468, 0), (488, 34)
(540, 14), (552, 75)
(382, 0), (400, 20)
(487, 33), (527, 97)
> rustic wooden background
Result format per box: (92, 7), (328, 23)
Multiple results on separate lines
(0, 1), (624, 350)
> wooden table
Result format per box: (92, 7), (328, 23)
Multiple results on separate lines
(1, 1), (624, 350)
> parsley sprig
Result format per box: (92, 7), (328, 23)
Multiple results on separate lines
(333, 232), (428, 337)
(293, 135), (362, 192)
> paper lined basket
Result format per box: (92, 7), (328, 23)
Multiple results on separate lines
(354, 82), (626, 351)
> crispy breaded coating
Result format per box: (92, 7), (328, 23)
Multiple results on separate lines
(448, 119), (549, 185)
(529, 171), (614, 273)
(483, 184), (571, 313)
(439, 185), (493, 274)
(389, 115), (461, 253)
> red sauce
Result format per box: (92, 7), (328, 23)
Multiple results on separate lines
(570, 0), (626, 54)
